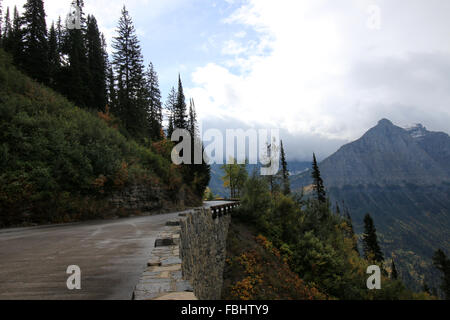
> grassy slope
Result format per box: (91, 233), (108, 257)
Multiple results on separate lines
(0, 49), (188, 227)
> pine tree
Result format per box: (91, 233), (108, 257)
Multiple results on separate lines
(2, 7), (11, 50)
(86, 15), (107, 111)
(107, 65), (116, 110)
(48, 22), (60, 88)
(112, 6), (147, 139)
(145, 62), (163, 140)
(266, 143), (275, 194)
(55, 16), (64, 53)
(280, 140), (290, 195)
(186, 98), (210, 197)
(173, 74), (188, 130)
(188, 98), (198, 138)
(362, 214), (384, 263)
(59, 0), (91, 108)
(432, 249), (450, 299)
(345, 208), (359, 254)
(165, 86), (177, 137)
(167, 115), (174, 138)
(3, 7), (22, 65)
(311, 153), (326, 203)
(0, 0), (3, 46)
(391, 258), (398, 280)
(21, 0), (49, 84)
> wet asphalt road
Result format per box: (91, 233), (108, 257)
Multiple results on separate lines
(0, 201), (232, 300)
(0, 211), (183, 300)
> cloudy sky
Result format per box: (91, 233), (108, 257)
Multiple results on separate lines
(4, 0), (450, 160)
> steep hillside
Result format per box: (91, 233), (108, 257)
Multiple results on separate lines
(222, 220), (326, 300)
(0, 49), (192, 227)
(291, 119), (450, 292)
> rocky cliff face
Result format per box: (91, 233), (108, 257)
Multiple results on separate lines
(407, 124), (450, 176)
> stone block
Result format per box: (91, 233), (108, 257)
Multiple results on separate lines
(147, 259), (161, 267)
(161, 257), (182, 266)
(155, 238), (175, 247)
(176, 280), (194, 292)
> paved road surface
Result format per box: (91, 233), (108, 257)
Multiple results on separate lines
(0, 212), (183, 300)
(0, 202), (232, 300)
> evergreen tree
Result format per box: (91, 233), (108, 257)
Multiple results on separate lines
(3, 7), (22, 65)
(112, 6), (147, 139)
(280, 140), (290, 195)
(188, 98), (198, 138)
(311, 153), (326, 203)
(60, 0), (91, 108)
(2, 7), (11, 49)
(185, 98), (210, 197)
(165, 86), (177, 137)
(362, 214), (384, 263)
(48, 22), (60, 88)
(0, 0), (3, 46)
(432, 249), (450, 299)
(173, 75), (188, 130)
(167, 115), (174, 138)
(391, 258), (398, 280)
(345, 208), (359, 254)
(86, 15), (107, 111)
(145, 62), (163, 140)
(266, 143), (275, 194)
(107, 65), (116, 110)
(21, 0), (49, 84)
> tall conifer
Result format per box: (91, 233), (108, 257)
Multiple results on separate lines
(48, 22), (60, 88)
(174, 75), (188, 130)
(112, 6), (147, 139)
(311, 153), (326, 203)
(86, 15), (107, 111)
(362, 214), (384, 263)
(432, 249), (450, 299)
(280, 140), (290, 195)
(391, 258), (398, 280)
(165, 86), (177, 137)
(2, 7), (11, 50)
(145, 62), (163, 140)
(21, 0), (49, 83)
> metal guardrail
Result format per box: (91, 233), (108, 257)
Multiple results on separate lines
(210, 202), (240, 219)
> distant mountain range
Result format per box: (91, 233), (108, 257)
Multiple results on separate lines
(291, 119), (450, 292)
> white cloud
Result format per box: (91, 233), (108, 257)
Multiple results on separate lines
(188, 0), (450, 159)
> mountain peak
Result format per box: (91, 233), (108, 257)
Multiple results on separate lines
(377, 118), (394, 126)
(406, 123), (429, 139)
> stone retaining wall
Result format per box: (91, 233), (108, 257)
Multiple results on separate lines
(133, 207), (231, 300)
(180, 208), (231, 300)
